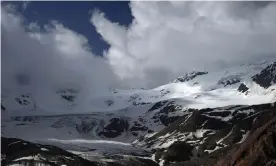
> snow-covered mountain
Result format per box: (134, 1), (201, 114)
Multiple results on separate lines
(2, 60), (275, 115)
(1, 59), (276, 165)
(2, 60), (276, 140)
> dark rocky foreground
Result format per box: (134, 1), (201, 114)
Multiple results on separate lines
(1, 137), (158, 166)
(216, 115), (276, 166)
(134, 102), (276, 166)
(1, 137), (98, 166)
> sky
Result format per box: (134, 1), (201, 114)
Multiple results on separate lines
(2, 1), (133, 56)
(2, 1), (276, 98)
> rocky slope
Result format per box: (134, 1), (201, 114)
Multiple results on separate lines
(216, 114), (276, 166)
(252, 62), (276, 89)
(1, 137), (158, 166)
(1, 137), (99, 166)
(133, 102), (276, 166)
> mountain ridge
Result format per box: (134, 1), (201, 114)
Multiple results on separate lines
(1, 59), (276, 166)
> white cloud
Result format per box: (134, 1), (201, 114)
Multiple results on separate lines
(2, 1), (276, 100)
(91, 1), (276, 88)
(1, 4), (119, 102)
(22, 1), (30, 11)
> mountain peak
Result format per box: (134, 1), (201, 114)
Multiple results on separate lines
(172, 71), (208, 83)
(252, 62), (276, 89)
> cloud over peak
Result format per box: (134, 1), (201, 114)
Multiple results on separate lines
(92, 1), (276, 87)
(2, 1), (276, 97)
(1, 4), (118, 99)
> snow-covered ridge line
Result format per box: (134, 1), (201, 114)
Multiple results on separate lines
(2, 60), (275, 116)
